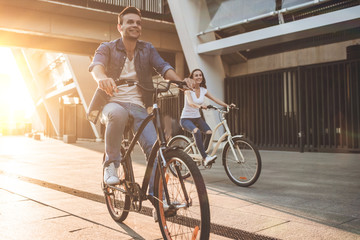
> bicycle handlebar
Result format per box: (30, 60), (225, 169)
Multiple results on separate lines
(114, 79), (187, 93)
(206, 105), (239, 113)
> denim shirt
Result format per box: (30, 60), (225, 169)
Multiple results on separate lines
(87, 38), (174, 124)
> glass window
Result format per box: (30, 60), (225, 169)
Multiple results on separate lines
(205, 0), (276, 31)
(282, 0), (313, 8)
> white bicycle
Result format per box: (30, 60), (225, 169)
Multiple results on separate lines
(168, 105), (261, 187)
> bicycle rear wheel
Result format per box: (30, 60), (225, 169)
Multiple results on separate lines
(154, 149), (210, 240)
(167, 135), (196, 178)
(104, 158), (131, 222)
(168, 135), (196, 155)
(223, 137), (261, 187)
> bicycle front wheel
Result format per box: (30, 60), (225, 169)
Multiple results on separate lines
(154, 149), (210, 240)
(223, 137), (262, 187)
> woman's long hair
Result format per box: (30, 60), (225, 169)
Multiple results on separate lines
(189, 68), (207, 88)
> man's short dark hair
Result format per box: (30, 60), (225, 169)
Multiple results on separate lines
(118, 6), (141, 25)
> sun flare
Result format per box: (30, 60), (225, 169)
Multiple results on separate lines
(0, 47), (35, 134)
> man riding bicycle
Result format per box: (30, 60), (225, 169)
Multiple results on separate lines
(87, 7), (186, 194)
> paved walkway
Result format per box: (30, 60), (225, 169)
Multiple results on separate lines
(0, 136), (359, 239)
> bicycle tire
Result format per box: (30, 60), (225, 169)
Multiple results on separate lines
(168, 135), (196, 154)
(104, 154), (131, 222)
(167, 135), (195, 178)
(222, 136), (262, 187)
(154, 149), (210, 240)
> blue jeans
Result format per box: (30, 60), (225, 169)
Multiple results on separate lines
(180, 118), (211, 159)
(101, 102), (157, 195)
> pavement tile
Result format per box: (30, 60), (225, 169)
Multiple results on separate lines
(210, 204), (287, 232)
(258, 220), (360, 240)
(1, 136), (360, 240)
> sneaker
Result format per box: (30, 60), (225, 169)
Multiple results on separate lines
(104, 163), (120, 185)
(204, 155), (217, 166)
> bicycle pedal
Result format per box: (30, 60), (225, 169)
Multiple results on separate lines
(102, 183), (113, 194)
(203, 163), (213, 169)
(164, 208), (177, 218)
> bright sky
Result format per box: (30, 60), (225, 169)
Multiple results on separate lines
(0, 47), (35, 126)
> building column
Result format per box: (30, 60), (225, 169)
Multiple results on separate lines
(167, 0), (226, 133)
(66, 54), (102, 140)
(175, 52), (185, 79)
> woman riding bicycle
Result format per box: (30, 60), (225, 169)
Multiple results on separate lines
(180, 68), (235, 166)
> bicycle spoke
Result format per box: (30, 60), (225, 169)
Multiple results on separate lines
(223, 137), (262, 187)
(155, 149), (210, 239)
(104, 163), (131, 222)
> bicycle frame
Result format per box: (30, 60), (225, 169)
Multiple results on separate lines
(184, 107), (245, 164)
(106, 80), (188, 209)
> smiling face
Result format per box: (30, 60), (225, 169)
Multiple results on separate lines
(189, 69), (207, 88)
(118, 13), (142, 40)
(193, 70), (204, 85)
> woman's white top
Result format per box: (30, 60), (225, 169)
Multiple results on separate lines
(181, 87), (207, 119)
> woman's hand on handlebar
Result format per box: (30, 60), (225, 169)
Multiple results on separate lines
(227, 103), (238, 110)
(200, 104), (208, 110)
(229, 103), (236, 109)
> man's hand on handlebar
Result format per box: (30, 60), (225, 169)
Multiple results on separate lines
(167, 79), (191, 91)
(98, 77), (118, 96)
(147, 106), (153, 114)
(183, 78), (195, 90)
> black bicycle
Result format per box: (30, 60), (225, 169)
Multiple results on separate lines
(102, 79), (210, 239)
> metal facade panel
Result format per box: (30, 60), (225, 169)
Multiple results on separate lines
(197, 6), (360, 55)
(225, 59), (360, 152)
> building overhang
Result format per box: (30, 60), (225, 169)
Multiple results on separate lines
(0, 0), (177, 54)
(197, 6), (360, 56)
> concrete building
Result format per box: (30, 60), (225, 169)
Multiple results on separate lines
(1, 0), (359, 152)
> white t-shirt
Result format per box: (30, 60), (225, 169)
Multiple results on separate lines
(111, 57), (144, 107)
(180, 87), (207, 119)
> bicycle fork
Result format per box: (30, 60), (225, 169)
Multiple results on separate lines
(157, 147), (171, 205)
(228, 137), (245, 163)
(157, 147), (190, 209)
(154, 104), (190, 210)
(222, 122), (245, 164)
